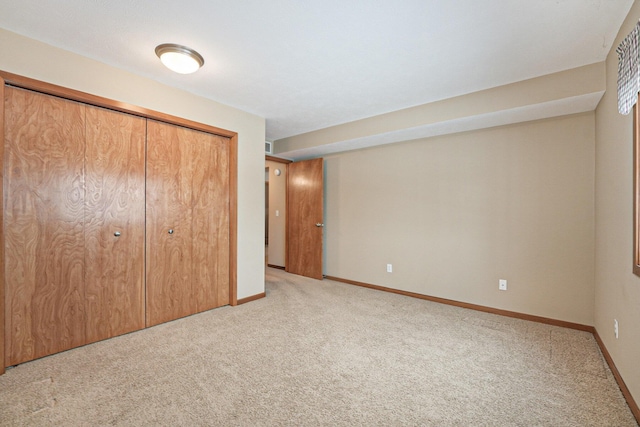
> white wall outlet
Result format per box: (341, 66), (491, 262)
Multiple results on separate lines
(499, 279), (507, 291)
(386, 264), (393, 273)
(614, 319), (619, 339)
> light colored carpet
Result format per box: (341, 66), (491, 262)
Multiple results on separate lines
(0, 267), (637, 426)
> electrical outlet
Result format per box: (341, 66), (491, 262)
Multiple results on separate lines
(499, 279), (507, 291)
(614, 319), (619, 339)
(386, 264), (393, 273)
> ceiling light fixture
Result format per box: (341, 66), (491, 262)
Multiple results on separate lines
(155, 43), (204, 74)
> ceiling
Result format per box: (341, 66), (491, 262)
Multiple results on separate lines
(0, 1), (634, 148)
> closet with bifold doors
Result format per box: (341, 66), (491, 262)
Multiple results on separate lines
(1, 73), (236, 372)
(145, 119), (230, 327)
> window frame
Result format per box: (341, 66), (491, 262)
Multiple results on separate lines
(634, 97), (640, 276)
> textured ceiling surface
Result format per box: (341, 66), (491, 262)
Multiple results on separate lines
(0, 0), (634, 142)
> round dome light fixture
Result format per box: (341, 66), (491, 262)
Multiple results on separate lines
(155, 43), (204, 74)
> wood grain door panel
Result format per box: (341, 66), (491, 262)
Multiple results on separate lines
(146, 120), (194, 326)
(287, 158), (324, 280)
(191, 132), (230, 311)
(4, 87), (86, 366)
(146, 121), (231, 326)
(84, 105), (146, 343)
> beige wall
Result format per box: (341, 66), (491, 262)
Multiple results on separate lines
(0, 28), (266, 300)
(595, 0), (640, 406)
(266, 160), (287, 267)
(275, 63), (605, 159)
(325, 113), (595, 325)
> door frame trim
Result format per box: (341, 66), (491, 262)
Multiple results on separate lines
(0, 71), (237, 138)
(0, 71), (239, 372)
(265, 155), (292, 269)
(0, 77), (5, 374)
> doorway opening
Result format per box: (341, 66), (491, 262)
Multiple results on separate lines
(265, 158), (289, 269)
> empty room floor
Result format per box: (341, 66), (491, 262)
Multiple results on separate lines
(0, 267), (636, 426)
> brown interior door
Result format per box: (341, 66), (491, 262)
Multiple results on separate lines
(4, 87), (86, 366)
(146, 120), (230, 327)
(146, 120), (194, 326)
(190, 130), (230, 312)
(287, 158), (324, 279)
(84, 105), (146, 343)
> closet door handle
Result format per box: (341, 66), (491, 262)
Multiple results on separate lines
(315, 223), (324, 227)
(114, 231), (121, 237)
(168, 229), (174, 235)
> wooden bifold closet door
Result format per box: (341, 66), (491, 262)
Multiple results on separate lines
(84, 104), (146, 344)
(146, 120), (230, 327)
(3, 76), (235, 370)
(4, 87), (145, 366)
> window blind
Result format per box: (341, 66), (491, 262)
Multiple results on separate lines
(617, 21), (640, 115)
